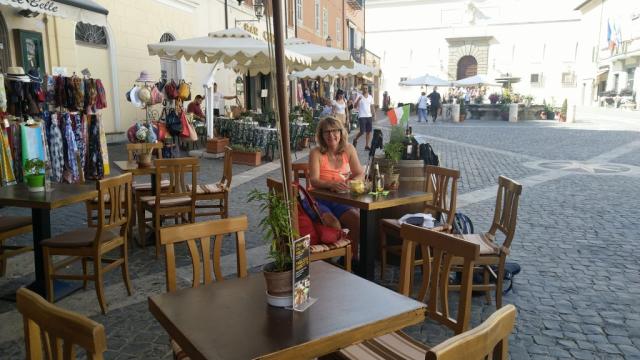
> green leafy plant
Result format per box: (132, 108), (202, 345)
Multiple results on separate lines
(384, 142), (404, 162)
(248, 189), (297, 272)
(24, 158), (45, 176)
(561, 99), (568, 117)
(389, 125), (405, 144)
(231, 144), (260, 153)
(500, 89), (512, 104)
(474, 95), (484, 104)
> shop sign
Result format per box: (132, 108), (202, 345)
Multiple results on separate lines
(242, 23), (275, 44)
(4, 0), (59, 12)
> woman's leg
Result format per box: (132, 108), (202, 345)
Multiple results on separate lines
(339, 208), (360, 260)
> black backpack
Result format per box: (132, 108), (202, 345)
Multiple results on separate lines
(165, 109), (182, 136)
(419, 143), (439, 166)
(452, 212), (473, 235)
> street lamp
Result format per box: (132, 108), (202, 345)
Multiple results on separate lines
(234, 0), (265, 27)
(325, 35), (332, 47)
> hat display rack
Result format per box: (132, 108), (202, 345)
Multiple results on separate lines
(133, 70), (157, 124)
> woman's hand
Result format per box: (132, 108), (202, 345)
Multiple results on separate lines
(330, 181), (349, 193)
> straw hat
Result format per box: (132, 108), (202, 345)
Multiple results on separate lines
(136, 70), (154, 83)
(129, 85), (144, 108)
(6, 66), (30, 82)
(138, 85), (151, 104)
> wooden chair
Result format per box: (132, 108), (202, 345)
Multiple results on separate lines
(42, 173), (134, 314)
(292, 162), (311, 190)
(334, 225), (479, 359)
(159, 216), (249, 359)
(0, 216), (33, 277)
(379, 166), (460, 281)
(267, 178), (352, 272)
(191, 146), (233, 219)
(16, 287), (107, 359)
(426, 304), (516, 360)
(450, 176), (522, 308)
(138, 158), (199, 258)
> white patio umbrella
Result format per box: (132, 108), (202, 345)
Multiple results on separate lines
(288, 62), (379, 80)
(147, 28), (311, 137)
(454, 74), (500, 87)
(284, 38), (354, 70)
(399, 74), (450, 86)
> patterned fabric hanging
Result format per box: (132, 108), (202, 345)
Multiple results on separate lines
(0, 127), (16, 186)
(49, 114), (64, 182)
(7, 122), (22, 182)
(73, 113), (86, 174)
(62, 113), (78, 183)
(85, 114), (104, 179)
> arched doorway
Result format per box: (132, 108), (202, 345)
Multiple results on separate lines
(457, 55), (478, 80)
(0, 12), (10, 72)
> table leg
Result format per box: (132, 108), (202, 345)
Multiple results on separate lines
(28, 208), (82, 301)
(357, 209), (377, 280)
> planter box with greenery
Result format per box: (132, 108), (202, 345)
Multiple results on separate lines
(206, 137), (230, 154)
(24, 158), (45, 192)
(231, 144), (262, 166)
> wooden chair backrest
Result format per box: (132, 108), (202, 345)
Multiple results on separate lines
(424, 165), (459, 230)
(399, 224), (479, 335)
(126, 143), (163, 162)
(487, 176), (522, 252)
(16, 287), (107, 360)
(153, 157), (199, 206)
(220, 146), (233, 189)
(159, 216), (249, 292)
(96, 173), (132, 244)
(266, 178), (299, 234)
(426, 304), (517, 360)
(292, 162), (310, 190)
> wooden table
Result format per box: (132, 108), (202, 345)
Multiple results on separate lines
(311, 189), (432, 279)
(0, 182), (98, 300)
(113, 160), (155, 176)
(149, 261), (426, 360)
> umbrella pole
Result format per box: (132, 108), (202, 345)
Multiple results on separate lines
(272, 0), (295, 224)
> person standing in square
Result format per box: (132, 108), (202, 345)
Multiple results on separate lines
(416, 91), (429, 123)
(213, 83), (237, 116)
(428, 87), (441, 123)
(352, 85), (375, 150)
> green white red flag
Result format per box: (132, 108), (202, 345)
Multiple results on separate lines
(387, 104), (410, 126)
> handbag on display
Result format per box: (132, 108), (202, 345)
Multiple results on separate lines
(165, 108), (182, 136)
(185, 116), (198, 142)
(150, 85), (165, 105)
(153, 120), (167, 141)
(165, 80), (179, 100)
(178, 80), (191, 101)
(179, 110), (190, 138)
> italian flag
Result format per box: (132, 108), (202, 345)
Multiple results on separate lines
(387, 104), (410, 126)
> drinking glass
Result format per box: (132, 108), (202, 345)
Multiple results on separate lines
(376, 174), (385, 193)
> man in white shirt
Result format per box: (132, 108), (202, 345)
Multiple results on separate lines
(352, 85), (376, 150)
(416, 91), (429, 123)
(213, 83), (237, 116)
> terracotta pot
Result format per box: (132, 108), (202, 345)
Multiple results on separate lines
(263, 264), (293, 297)
(232, 150), (262, 166)
(137, 153), (152, 168)
(206, 137), (229, 154)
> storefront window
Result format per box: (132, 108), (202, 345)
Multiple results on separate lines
(315, 0), (320, 34)
(627, 68), (635, 91)
(296, 0), (303, 24)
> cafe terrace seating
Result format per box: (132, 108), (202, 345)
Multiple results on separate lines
(158, 216), (249, 360)
(138, 158), (199, 258)
(0, 215), (33, 277)
(332, 225), (480, 359)
(16, 287), (108, 359)
(42, 173), (134, 314)
(450, 176), (522, 308)
(379, 165), (460, 282)
(267, 178), (352, 272)
(189, 146), (233, 219)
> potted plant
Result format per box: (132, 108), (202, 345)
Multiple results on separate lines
(458, 96), (467, 122)
(383, 141), (403, 190)
(24, 158), (45, 192)
(488, 93), (500, 104)
(560, 99), (568, 122)
(523, 95), (534, 107)
(543, 101), (555, 120)
(231, 144), (262, 166)
(248, 188), (297, 306)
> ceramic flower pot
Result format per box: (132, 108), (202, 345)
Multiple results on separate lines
(263, 263), (293, 307)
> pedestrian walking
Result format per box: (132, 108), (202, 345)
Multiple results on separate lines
(382, 91), (391, 112)
(428, 86), (442, 122)
(352, 85), (375, 150)
(416, 91), (429, 123)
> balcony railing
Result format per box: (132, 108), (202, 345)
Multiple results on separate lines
(346, 0), (363, 10)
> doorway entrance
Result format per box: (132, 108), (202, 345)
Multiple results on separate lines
(456, 55), (478, 80)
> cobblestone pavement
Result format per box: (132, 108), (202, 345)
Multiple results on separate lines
(1, 115), (639, 359)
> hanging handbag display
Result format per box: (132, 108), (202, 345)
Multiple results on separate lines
(185, 114), (198, 142)
(153, 120), (167, 141)
(150, 85), (165, 105)
(178, 80), (191, 101)
(165, 80), (179, 100)
(165, 108), (182, 136)
(179, 110), (190, 138)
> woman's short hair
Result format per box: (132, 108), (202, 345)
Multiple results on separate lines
(316, 116), (348, 154)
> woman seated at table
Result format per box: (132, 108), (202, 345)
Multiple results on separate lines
(309, 117), (364, 258)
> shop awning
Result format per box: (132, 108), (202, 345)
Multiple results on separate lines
(399, 74), (450, 86)
(0, 0), (109, 27)
(284, 38), (353, 70)
(288, 62), (379, 80)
